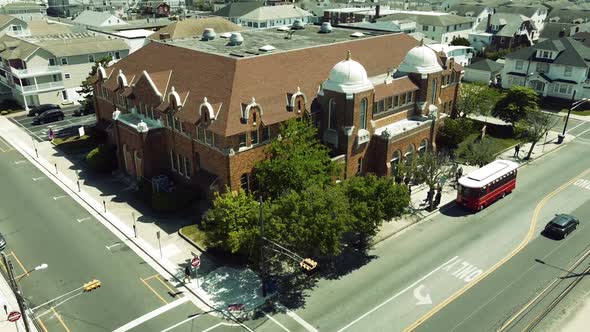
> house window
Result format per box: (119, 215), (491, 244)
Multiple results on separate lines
(261, 126), (270, 142)
(49, 58), (56, 66)
(357, 157), (363, 175)
(359, 98), (368, 130)
(239, 133), (247, 147)
(394, 95), (399, 108)
(205, 130), (213, 146)
(564, 66), (572, 77)
(114, 51), (121, 60)
(173, 117), (181, 131)
(553, 83), (573, 95)
(407, 91), (413, 103)
(61, 90), (68, 101)
(88, 55), (95, 63)
(177, 153), (183, 175)
(423, 25), (429, 31)
(328, 98), (337, 130)
(60, 58), (68, 65)
(170, 150), (177, 171)
(391, 150), (401, 177)
(64, 73), (71, 79)
(197, 125), (205, 142)
(515, 61), (524, 70)
(251, 129), (259, 145)
(184, 157), (191, 178)
(240, 174), (250, 192)
(431, 79), (438, 105)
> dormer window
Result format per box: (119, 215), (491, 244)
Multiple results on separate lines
(538, 50), (552, 59)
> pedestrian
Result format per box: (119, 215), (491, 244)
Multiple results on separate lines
(434, 190), (442, 208)
(184, 265), (191, 283)
(423, 189), (433, 205)
(48, 127), (54, 141)
(514, 144), (520, 158)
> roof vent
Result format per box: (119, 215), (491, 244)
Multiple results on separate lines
(259, 45), (275, 52)
(319, 22), (333, 33)
(292, 19), (305, 30)
(159, 32), (171, 40)
(220, 32), (232, 38)
(202, 28), (216, 40)
(350, 32), (364, 38)
(229, 32), (244, 45)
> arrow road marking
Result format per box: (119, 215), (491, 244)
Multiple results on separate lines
(53, 195), (67, 200)
(32, 176), (45, 181)
(14, 160), (27, 165)
(106, 243), (122, 251)
(413, 285), (432, 305)
(76, 217), (91, 223)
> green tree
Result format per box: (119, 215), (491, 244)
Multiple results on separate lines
(436, 117), (475, 149)
(255, 118), (340, 199)
(450, 37), (470, 46)
(78, 56), (112, 113)
(515, 110), (558, 160)
(492, 86), (539, 124)
(456, 137), (496, 167)
(202, 189), (260, 255)
(343, 175), (409, 246)
(268, 184), (352, 257)
(456, 83), (502, 122)
(413, 151), (452, 209)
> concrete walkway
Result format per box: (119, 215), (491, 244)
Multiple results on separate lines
(0, 271), (38, 332)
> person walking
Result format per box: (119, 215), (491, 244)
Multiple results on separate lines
(434, 189), (442, 208)
(514, 144), (520, 158)
(184, 265), (191, 283)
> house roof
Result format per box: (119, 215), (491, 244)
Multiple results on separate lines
(100, 26), (420, 137)
(505, 37), (590, 68)
(573, 31), (590, 47)
(0, 14), (23, 31)
(147, 17), (242, 40)
(239, 5), (313, 22)
(478, 13), (530, 37)
(1, 33), (129, 58)
(466, 58), (503, 73)
(447, 4), (489, 17)
(539, 22), (579, 40)
(373, 77), (418, 101)
(377, 12), (475, 27)
(213, 1), (264, 18)
(495, 5), (547, 18)
(73, 10), (127, 27)
(27, 19), (82, 36)
(0, 2), (44, 11)
(0, 35), (38, 60)
(548, 8), (590, 24)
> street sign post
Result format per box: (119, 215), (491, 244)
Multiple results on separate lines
(191, 257), (200, 268)
(7, 311), (21, 322)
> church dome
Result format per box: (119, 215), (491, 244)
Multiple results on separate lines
(398, 42), (443, 75)
(323, 51), (373, 94)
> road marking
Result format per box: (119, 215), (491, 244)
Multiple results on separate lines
(413, 285), (432, 305)
(53, 195), (67, 200)
(36, 317), (49, 332)
(105, 242), (122, 250)
(337, 256), (460, 332)
(404, 167), (590, 332)
(274, 302), (318, 332)
(566, 122), (586, 133)
(51, 307), (71, 332)
(448, 260), (482, 282)
(201, 322), (242, 332)
(10, 251), (28, 277)
(577, 127), (590, 137)
(32, 176), (45, 181)
(141, 277), (168, 304)
(573, 179), (590, 190)
(112, 297), (189, 332)
(76, 217), (91, 223)
(155, 275), (178, 295)
(14, 160), (27, 164)
(266, 314), (292, 332)
(575, 138), (590, 145)
(160, 311), (204, 332)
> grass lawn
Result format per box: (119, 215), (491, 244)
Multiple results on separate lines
(459, 133), (520, 157)
(53, 130), (103, 154)
(179, 224), (208, 250)
(559, 109), (590, 116)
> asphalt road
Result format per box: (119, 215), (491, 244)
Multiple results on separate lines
(0, 144), (236, 331)
(8, 106), (95, 142)
(253, 125), (590, 332)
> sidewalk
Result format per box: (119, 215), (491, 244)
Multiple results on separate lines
(0, 271), (38, 332)
(374, 129), (574, 243)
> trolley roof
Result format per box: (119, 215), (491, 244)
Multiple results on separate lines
(458, 159), (519, 188)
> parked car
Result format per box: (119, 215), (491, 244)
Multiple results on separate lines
(543, 214), (580, 239)
(0, 233), (6, 251)
(33, 109), (65, 125)
(74, 107), (94, 116)
(28, 104), (61, 117)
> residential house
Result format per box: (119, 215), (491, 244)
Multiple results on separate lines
(428, 44), (474, 67)
(237, 5), (314, 28)
(73, 10), (128, 28)
(446, 3), (494, 26)
(501, 37), (590, 100)
(212, 1), (263, 25)
(547, 8), (590, 25)
(463, 58), (503, 84)
(0, 14), (28, 37)
(473, 13), (536, 52)
(0, 33), (129, 109)
(377, 11), (476, 44)
(90, 26), (462, 199)
(142, 2), (172, 17)
(147, 16), (242, 41)
(494, 4), (548, 36)
(573, 32), (590, 48)
(539, 22), (590, 42)
(0, 2), (46, 21)
(339, 20), (417, 34)
(85, 17), (171, 53)
(47, 0), (84, 18)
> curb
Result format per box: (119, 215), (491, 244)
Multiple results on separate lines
(178, 228), (208, 253)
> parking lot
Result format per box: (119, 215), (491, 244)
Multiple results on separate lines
(8, 105), (96, 142)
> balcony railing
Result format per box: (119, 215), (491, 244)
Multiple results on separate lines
(14, 81), (64, 94)
(10, 65), (61, 78)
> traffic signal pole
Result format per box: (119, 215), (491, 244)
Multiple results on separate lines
(2, 252), (31, 332)
(259, 196), (267, 297)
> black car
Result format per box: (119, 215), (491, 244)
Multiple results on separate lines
(28, 104), (61, 117)
(74, 107), (94, 116)
(543, 214), (580, 239)
(33, 109), (65, 125)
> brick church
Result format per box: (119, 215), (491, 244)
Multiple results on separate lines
(91, 24), (462, 199)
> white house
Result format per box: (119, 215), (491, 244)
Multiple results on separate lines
(73, 10), (128, 28)
(501, 37), (590, 100)
(447, 3), (494, 27)
(428, 44), (474, 67)
(464, 59), (504, 84)
(238, 5), (313, 29)
(495, 4), (549, 39)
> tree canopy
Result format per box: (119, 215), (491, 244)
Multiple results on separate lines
(515, 110), (558, 160)
(255, 118), (340, 199)
(456, 83), (502, 120)
(450, 37), (470, 46)
(78, 56), (112, 113)
(492, 86), (539, 124)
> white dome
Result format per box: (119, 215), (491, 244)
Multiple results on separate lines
(399, 44), (443, 75)
(323, 51), (373, 94)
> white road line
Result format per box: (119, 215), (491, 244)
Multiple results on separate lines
(76, 217), (91, 223)
(266, 314), (292, 332)
(53, 195), (67, 200)
(273, 302), (318, 332)
(337, 256), (460, 332)
(105, 243), (122, 250)
(32, 176), (45, 181)
(112, 297), (189, 332)
(566, 122), (586, 134)
(577, 127), (590, 137)
(14, 160), (26, 164)
(160, 314), (203, 332)
(201, 322), (242, 332)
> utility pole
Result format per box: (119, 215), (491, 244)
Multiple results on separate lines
(259, 196), (267, 297)
(2, 253), (31, 332)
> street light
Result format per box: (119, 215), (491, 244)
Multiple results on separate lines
(558, 95), (589, 144)
(17, 263), (48, 282)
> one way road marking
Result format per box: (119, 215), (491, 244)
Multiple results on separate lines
(53, 195), (67, 200)
(77, 217), (91, 223)
(106, 243), (122, 250)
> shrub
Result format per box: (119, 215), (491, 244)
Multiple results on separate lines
(85, 144), (117, 173)
(137, 179), (201, 213)
(0, 110), (8, 115)
(436, 118), (476, 148)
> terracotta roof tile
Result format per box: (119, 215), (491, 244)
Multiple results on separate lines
(373, 77), (418, 101)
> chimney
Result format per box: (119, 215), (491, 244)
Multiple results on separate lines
(486, 13), (492, 32)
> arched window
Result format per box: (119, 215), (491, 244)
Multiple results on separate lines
(390, 150), (401, 176)
(357, 157), (363, 175)
(328, 98), (337, 130)
(431, 79), (438, 105)
(359, 98), (368, 130)
(405, 144), (415, 162)
(419, 139), (428, 156)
